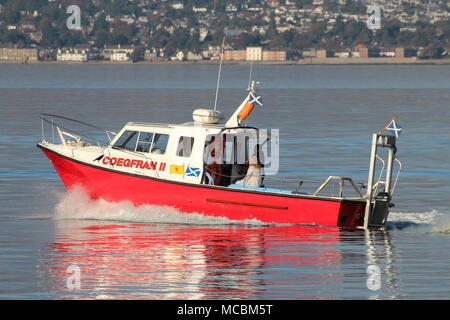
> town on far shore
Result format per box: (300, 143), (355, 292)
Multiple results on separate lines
(0, 44), (430, 64)
(0, 0), (449, 64)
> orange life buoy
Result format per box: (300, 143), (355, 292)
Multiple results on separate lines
(238, 101), (255, 120)
(207, 162), (222, 185)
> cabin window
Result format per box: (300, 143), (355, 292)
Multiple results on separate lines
(151, 133), (169, 154)
(136, 132), (154, 152)
(223, 134), (235, 164)
(176, 136), (195, 157)
(222, 134), (247, 164)
(245, 136), (250, 164)
(113, 130), (139, 151)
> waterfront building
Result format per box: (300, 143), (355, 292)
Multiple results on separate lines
(262, 50), (287, 61)
(0, 46), (39, 62)
(56, 46), (92, 62)
(246, 47), (263, 61)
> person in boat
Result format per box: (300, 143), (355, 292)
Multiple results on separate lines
(235, 154), (262, 187)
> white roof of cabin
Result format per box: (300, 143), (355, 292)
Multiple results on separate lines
(124, 121), (226, 132)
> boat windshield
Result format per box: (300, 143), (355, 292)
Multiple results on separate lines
(151, 134), (169, 154)
(112, 130), (169, 154)
(112, 130), (139, 151)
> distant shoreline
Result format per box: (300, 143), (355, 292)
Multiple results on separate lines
(1, 57), (450, 65)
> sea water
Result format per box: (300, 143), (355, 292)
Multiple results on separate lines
(0, 63), (449, 299)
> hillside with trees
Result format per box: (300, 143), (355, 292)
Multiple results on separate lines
(0, 0), (448, 59)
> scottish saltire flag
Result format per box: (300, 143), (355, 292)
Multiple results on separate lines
(385, 118), (402, 138)
(249, 93), (263, 106)
(185, 166), (201, 177)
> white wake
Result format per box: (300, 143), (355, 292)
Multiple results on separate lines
(53, 187), (449, 232)
(53, 187), (266, 226)
(387, 209), (450, 233)
(387, 209), (441, 225)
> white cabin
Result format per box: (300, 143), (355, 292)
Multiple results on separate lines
(40, 82), (266, 187)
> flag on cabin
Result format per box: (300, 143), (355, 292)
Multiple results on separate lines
(185, 166), (201, 177)
(385, 118), (402, 138)
(249, 93), (263, 106)
(170, 164), (185, 175)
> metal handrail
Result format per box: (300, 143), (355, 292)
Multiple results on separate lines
(218, 168), (364, 198)
(370, 158), (402, 197)
(391, 158), (402, 195)
(376, 154), (385, 186)
(312, 176), (364, 198)
(203, 160), (366, 198)
(40, 114), (163, 178)
(41, 113), (117, 143)
(41, 114), (117, 139)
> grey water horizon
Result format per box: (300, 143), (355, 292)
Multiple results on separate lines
(0, 63), (449, 299)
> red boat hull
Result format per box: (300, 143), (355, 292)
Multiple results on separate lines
(39, 146), (366, 228)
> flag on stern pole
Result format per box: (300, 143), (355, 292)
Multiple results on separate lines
(249, 93), (263, 106)
(384, 118), (402, 138)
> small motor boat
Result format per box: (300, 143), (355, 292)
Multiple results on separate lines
(38, 80), (401, 229)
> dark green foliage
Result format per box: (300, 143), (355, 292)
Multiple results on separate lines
(0, 0), (447, 59)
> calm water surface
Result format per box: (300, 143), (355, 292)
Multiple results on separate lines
(0, 64), (449, 299)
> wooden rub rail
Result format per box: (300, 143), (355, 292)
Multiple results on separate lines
(206, 198), (288, 210)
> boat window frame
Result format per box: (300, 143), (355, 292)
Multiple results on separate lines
(223, 134), (235, 164)
(219, 133), (250, 165)
(136, 131), (155, 153)
(131, 130), (170, 155)
(112, 129), (140, 151)
(149, 132), (170, 155)
(218, 127), (261, 165)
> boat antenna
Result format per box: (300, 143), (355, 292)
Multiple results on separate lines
(247, 61), (253, 91)
(213, 37), (225, 112)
